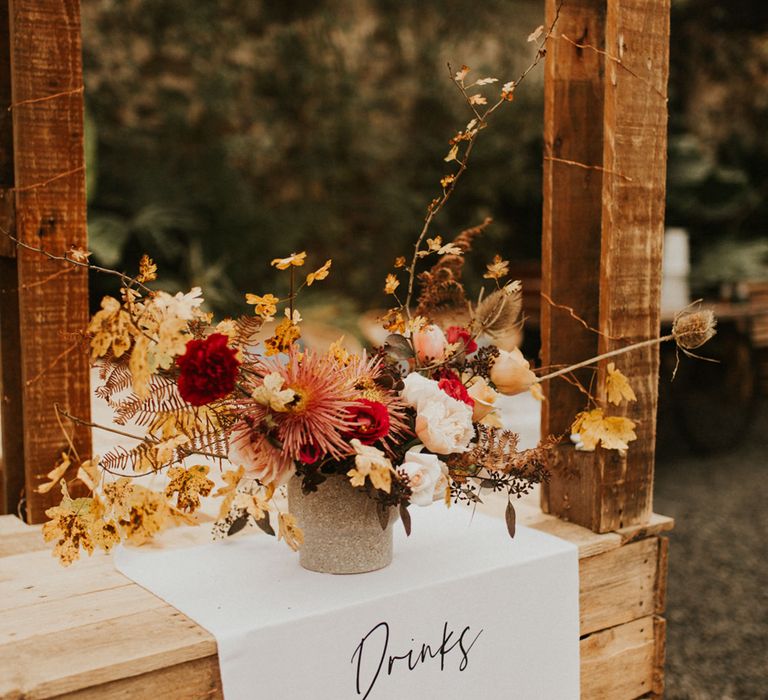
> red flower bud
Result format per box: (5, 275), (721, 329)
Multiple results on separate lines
(446, 326), (478, 354)
(299, 441), (322, 465)
(436, 369), (475, 407)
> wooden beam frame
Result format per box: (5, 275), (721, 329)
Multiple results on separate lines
(0, 0), (91, 522)
(541, 0), (670, 534)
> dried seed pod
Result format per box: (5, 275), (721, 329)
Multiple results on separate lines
(672, 308), (717, 350)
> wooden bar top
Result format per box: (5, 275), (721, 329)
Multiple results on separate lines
(0, 497), (672, 699)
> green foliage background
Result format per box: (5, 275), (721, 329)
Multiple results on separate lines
(81, 0), (768, 312)
(81, 0), (544, 315)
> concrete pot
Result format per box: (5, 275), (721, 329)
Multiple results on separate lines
(287, 474), (396, 574)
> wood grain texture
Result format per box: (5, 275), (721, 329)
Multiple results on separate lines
(579, 537), (658, 636)
(579, 615), (657, 699)
(654, 535), (669, 614)
(0, 6), (18, 513)
(540, 0), (605, 441)
(0, 258), (25, 515)
(56, 657), (224, 700)
(541, 0), (670, 533)
(651, 615), (666, 698)
(4, 0), (92, 522)
(593, 0), (670, 532)
(0, 42), (13, 255)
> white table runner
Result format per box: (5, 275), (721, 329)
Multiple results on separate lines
(115, 504), (579, 700)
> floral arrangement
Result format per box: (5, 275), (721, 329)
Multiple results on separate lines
(34, 50), (716, 567)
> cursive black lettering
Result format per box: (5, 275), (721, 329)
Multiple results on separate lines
(458, 625), (483, 671)
(351, 621), (389, 700)
(351, 619), (483, 697)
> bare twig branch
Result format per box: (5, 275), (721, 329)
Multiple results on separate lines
(1, 226), (152, 294)
(402, 4), (564, 317)
(544, 156), (633, 182)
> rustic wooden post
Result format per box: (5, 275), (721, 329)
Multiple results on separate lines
(541, 0), (670, 533)
(0, 0), (91, 522)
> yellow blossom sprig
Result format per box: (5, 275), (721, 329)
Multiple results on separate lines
(400, 11), (563, 321)
(262, 253), (333, 351)
(246, 293), (279, 322)
(271, 252), (306, 270)
(483, 255), (510, 280)
(306, 259), (332, 286)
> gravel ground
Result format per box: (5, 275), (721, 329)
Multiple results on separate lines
(654, 411), (768, 699)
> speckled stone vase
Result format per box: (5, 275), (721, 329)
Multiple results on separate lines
(287, 474), (396, 574)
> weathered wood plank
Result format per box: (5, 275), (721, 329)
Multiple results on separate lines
(56, 657), (223, 700)
(579, 537), (658, 636)
(3, 0), (92, 523)
(0, 527), (46, 557)
(580, 616), (657, 699)
(593, 0), (670, 532)
(0, 0), (15, 258)
(0, 3), (23, 510)
(654, 536), (669, 615)
(0, 583), (165, 645)
(0, 606), (217, 700)
(541, 0), (671, 534)
(651, 616), (666, 698)
(0, 549), (126, 610)
(540, 0), (605, 442)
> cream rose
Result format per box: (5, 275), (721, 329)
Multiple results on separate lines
(401, 372), (443, 407)
(489, 348), (538, 396)
(415, 397), (474, 454)
(399, 448), (446, 506)
(466, 375), (497, 421)
(401, 373), (475, 454)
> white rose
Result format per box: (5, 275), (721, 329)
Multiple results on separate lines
(401, 372), (443, 408)
(399, 448), (446, 506)
(414, 397), (474, 454)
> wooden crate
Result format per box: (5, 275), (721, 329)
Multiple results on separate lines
(0, 499), (672, 699)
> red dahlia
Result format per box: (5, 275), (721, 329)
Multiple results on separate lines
(446, 326), (478, 354)
(177, 333), (240, 406)
(342, 399), (391, 445)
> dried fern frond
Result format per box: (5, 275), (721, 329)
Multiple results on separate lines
(471, 284), (522, 341)
(94, 357), (133, 403)
(234, 315), (264, 349)
(112, 375), (183, 426)
(448, 424), (520, 471)
(102, 443), (153, 473)
(416, 218), (493, 317)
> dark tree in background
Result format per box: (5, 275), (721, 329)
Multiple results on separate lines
(81, 0), (768, 314)
(667, 0), (768, 291)
(81, 0), (544, 317)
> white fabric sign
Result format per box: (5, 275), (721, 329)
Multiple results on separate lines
(115, 505), (579, 700)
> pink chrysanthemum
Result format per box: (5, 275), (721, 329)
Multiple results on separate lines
(228, 420), (294, 485)
(252, 349), (357, 461)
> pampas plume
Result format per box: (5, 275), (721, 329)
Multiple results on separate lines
(471, 282), (523, 346)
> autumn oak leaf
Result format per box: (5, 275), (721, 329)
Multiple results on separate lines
(571, 408), (637, 452)
(605, 363), (637, 405)
(165, 465), (215, 513)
